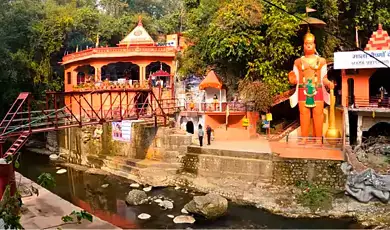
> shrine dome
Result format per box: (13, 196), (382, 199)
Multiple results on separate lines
(199, 70), (224, 90)
(365, 24), (390, 50)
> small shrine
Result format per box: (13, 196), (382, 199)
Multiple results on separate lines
(178, 70), (259, 141)
(198, 70), (227, 112)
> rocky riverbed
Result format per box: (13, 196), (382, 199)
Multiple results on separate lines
(24, 147), (389, 228)
(124, 165), (388, 228)
(17, 150), (360, 229)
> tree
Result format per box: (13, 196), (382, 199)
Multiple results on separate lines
(238, 79), (273, 112)
(180, 0), (300, 96)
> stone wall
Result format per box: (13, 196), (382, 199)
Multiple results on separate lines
(272, 158), (346, 189)
(57, 122), (192, 167)
(181, 146), (346, 189)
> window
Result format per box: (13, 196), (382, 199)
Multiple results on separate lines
(67, 72), (71, 84)
(346, 69), (359, 75)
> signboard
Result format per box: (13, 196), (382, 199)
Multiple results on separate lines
(112, 120), (134, 142)
(242, 118), (249, 127)
(334, 50), (390, 69)
(266, 113), (273, 121)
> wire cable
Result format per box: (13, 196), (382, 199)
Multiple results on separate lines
(260, 0), (390, 68)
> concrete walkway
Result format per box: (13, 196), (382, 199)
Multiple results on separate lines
(195, 137), (272, 154)
(16, 172), (119, 229)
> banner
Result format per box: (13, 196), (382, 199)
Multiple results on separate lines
(334, 50), (390, 69)
(112, 120), (134, 142)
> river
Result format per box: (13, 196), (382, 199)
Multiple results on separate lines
(17, 151), (362, 229)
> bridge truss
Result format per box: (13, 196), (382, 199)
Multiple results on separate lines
(0, 88), (168, 157)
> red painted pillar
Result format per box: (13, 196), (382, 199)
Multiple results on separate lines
(0, 163), (17, 199)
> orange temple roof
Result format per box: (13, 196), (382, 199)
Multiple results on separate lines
(365, 24), (390, 50)
(199, 70), (223, 90)
(119, 16), (155, 47)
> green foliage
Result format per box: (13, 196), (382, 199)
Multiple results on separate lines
(61, 210), (93, 223)
(296, 181), (333, 212)
(238, 79), (273, 112)
(0, 186), (23, 230)
(180, 0), (300, 96)
(37, 173), (56, 189)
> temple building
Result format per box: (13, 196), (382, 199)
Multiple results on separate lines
(61, 17), (183, 99)
(60, 17), (186, 117)
(334, 24), (390, 145)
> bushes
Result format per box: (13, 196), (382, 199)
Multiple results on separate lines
(296, 181), (333, 212)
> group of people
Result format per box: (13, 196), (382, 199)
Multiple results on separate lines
(197, 124), (213, 147)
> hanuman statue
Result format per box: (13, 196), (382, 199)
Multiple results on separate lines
(288, 30), (334, 144)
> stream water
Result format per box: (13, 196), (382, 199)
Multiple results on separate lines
(17, 151), (362, 229)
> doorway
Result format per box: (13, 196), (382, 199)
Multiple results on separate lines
(347, 78), (355, 106)
(186, 121), (194, 134)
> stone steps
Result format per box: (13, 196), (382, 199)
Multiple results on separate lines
(105, 156), (181, 169)
(103, 160), (141, 176)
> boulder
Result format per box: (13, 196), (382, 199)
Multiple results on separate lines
(159, 200), (174, 210)
(184, 193), (228, 219)
(126, 190), (148, 205)
(173, 215), (196, 224)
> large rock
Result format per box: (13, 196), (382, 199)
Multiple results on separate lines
(126, 190), (147, 205)
(184, 193), (228, 219)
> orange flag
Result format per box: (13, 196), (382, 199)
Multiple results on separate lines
(306, 7), (316, 13)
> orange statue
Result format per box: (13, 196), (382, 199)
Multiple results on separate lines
(288, 30), (334, 143)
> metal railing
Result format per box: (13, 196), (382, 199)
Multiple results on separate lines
(183, 101), (253, 112)
(284, 136), (343, 149)
(63, 46), (177, 63)
(347, 96), (390, 108)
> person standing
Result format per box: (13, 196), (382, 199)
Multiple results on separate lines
(198, 124), (204, 147)
(206, 125), (213, 145)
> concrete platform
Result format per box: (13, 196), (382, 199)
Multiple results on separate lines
(270, 142), (345, 161)
(192, 138), (272, 154)
(17, 172), (119, 229)
(191, 138), (344, 161)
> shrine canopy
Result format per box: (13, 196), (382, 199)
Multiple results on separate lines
(334, 24), (390, 69)
(199, 70), (224, 90)
(151, 70), (170, 77)
(118, 17), (155, 47)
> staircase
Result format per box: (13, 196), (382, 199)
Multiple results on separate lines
(101, 156), (181, 180)
(0, 93), (30, 136)
(268, 120), (300, 142)
(3, 132), (30, 156)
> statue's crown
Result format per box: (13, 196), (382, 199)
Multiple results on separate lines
(304, 32), (315, 42)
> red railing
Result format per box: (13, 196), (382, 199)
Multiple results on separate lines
(0, 89), (168, 157)
(183, 102), (251, 113)
(284, 136), (343, 149)
(62, 46), (177, 63)
(348, 96), (390, 108)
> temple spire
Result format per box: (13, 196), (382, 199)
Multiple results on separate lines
(138, 15), (143, 26)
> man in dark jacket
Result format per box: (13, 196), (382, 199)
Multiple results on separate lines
(206, 125), (213, 145)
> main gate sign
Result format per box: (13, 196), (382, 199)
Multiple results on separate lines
(334, 50), (390, 69)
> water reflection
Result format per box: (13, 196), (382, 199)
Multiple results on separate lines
(67, 169), (137, 228)
(17, 151), (361, 229)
